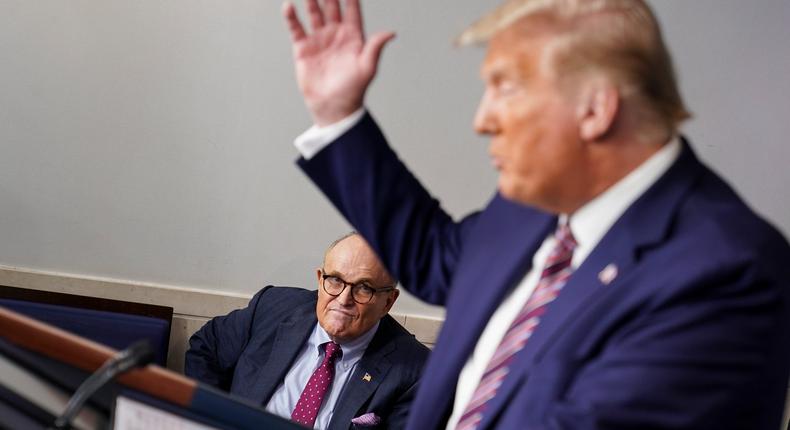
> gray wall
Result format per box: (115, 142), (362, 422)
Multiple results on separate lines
(1, 1), (788, 319)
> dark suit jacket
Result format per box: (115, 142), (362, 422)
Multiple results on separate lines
(185, 286), (430, 430)
(297, 113), (790, 430)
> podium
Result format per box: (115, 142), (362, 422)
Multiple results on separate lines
(0, 306), (303, 429)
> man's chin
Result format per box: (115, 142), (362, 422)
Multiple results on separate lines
(326, 327), (359, 344)
(498, 180), (550, 210)
(324, 318), (353, 333)
(498, 182), (530, 206)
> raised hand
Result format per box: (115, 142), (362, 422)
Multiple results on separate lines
(283, 0), (395, 126)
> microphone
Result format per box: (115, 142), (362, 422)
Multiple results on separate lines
(53, 340), (155, 429)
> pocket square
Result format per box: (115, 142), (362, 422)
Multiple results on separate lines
(351, 412), (381, 427)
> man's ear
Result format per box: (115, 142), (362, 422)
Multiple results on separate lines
(316, 268), (323, 288)
(384, 289), (400, 313)
(577, 81), (620, 141)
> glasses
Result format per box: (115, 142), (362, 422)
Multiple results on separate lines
(320, 270), (396, 304)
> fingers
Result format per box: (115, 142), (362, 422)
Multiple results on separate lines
(282, 2), (307, 42)
(361, 31), (396, 75)
(324, 0), (341, 24)
(287, 0), (361, 36)
(306, 0), (325, 31)
(344, 0), (364, 33)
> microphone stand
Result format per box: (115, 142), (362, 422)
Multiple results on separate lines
(52, 340), (155, 430)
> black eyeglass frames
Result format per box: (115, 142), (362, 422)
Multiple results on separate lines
(320, 270), (396, 304)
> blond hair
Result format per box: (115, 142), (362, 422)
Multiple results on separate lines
(459, 0), (690, 132)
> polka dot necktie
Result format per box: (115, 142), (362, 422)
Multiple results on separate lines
(291, 341), (342, 428)
(456, 223), (577, 430)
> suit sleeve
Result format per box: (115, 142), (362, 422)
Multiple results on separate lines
(184, 287), (270, 390)
(298, 113), (479, 305)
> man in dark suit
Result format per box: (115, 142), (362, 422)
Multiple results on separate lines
(185, 233), (430, 429)
(281, 0), (790, 429)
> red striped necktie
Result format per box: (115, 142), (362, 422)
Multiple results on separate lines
(456, 223), (577, 430)
(291, 341), (342, 428)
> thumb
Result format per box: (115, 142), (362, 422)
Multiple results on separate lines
(360, 31), (396, 78)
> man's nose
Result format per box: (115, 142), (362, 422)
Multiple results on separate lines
(336, 285), (356, 305)
(473, 92), (498, 136)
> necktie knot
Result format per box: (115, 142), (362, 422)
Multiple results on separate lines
(554, 222), (577, 253)
(323, 341), (342, 363)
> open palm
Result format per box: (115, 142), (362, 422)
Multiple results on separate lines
(284, 0), (394, 126)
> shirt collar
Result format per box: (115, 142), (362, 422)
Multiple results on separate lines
(562, 137), (682, 267)
(309, 320), (381, 364)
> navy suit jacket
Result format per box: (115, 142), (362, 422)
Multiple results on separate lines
(297, 113), (790, 430)
(185, 286), (430, 430)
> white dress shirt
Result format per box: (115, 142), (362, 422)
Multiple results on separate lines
(293, 109), (681, 429)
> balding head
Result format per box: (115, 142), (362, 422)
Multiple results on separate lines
(315, 232), (398, 343)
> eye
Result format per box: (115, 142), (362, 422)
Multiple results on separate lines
(496, 79), (520, 96)
(325, 276), (343, 286)
(355, 284), (375, 296)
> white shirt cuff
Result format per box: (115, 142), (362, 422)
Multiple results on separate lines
(293, 108), (366, 160)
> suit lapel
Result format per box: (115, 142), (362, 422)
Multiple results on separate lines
(328, 318), (397, 430)
(411, 196), (555, 430)
(476, 140), (705, 429)
(248, 300), (317, 404)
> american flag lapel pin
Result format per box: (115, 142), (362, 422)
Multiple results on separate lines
(362, 373), (372, 382)
(598, 263), (618, 285)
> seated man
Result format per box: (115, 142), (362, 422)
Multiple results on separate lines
(185, 232), (430, 429)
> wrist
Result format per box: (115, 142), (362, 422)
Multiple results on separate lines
(308, 99), (363, 128)
(294, 108), (366, 160)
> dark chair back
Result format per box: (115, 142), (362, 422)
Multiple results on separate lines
(0, 285), (172, 365)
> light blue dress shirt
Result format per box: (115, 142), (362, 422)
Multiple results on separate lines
(265, 321), (380, 429)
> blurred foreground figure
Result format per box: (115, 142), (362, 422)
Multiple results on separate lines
(283, 0), (790, 428)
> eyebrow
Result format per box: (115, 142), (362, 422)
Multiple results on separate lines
(483, 66), (526, 88)
(481, 64), (505, 81)
(324, 270), (375, 285)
